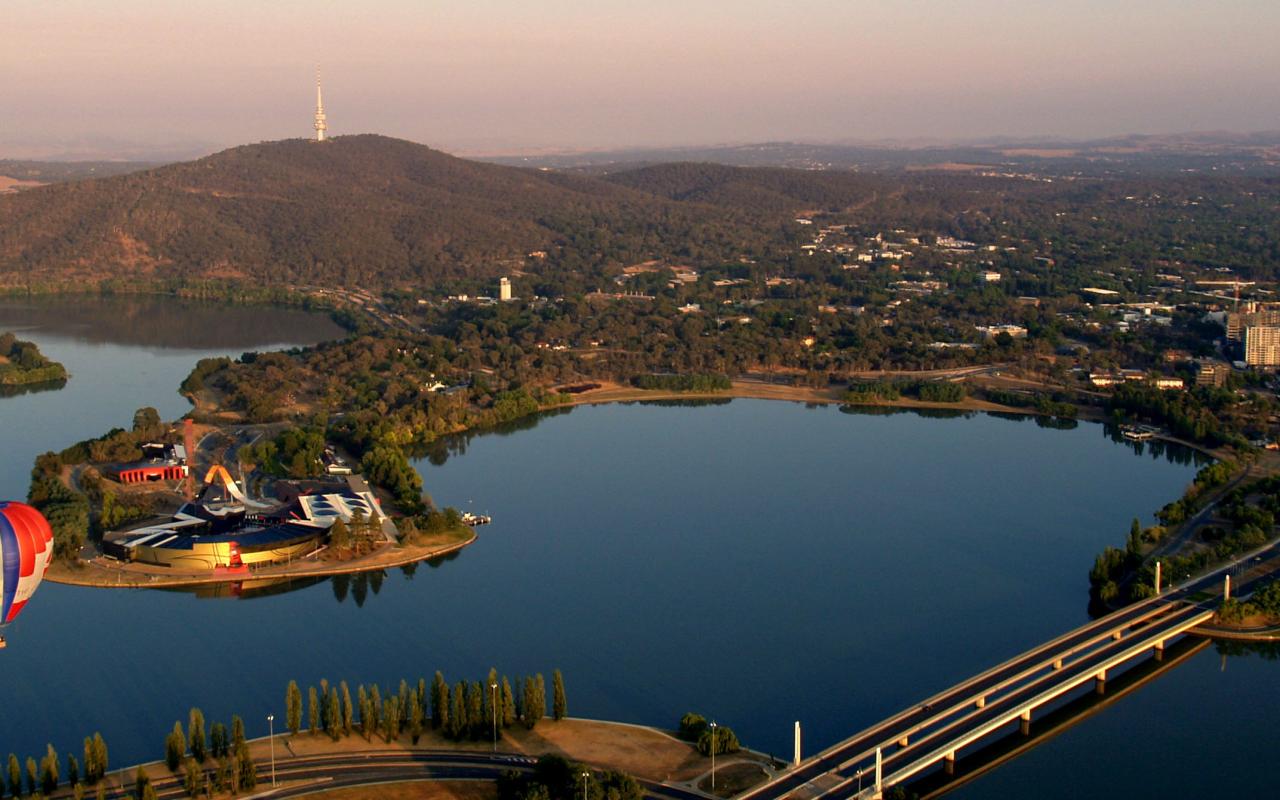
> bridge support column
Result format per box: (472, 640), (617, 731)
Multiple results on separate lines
(975, 696), (986, 709)
(944, 751), (956, 776)
(1154, 638), (1166, 661)
(1019, 709), (1031, 736)
(1155, 561), (1162, 595)
(793, 721), (801, 767)
(875, 747), (883, 797)
(1095, 669), (1107, 695)
(1112, 629), (1123, 641)
(1052, 658), (1062, 670)
(897, 735), (909, 748)
(1225, 574), (1231, 601)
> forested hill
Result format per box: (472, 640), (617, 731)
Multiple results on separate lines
(0, 135), (805, 288)
(600, 162), (892, 214)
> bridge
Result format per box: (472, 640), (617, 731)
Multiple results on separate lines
(744, 541), (1280, 800)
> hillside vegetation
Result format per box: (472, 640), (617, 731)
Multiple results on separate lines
(0, 136), (789, 288)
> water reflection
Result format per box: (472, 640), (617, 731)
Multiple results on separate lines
(0, 378), (66, 399)
(0, 295), (347, 350)
(1100, 423), (1212, 466)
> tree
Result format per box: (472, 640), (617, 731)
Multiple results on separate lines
(552, 670), (567, 721)
(165, 721), (187, 771)
(521, 676), (539, 729)
(24, 756), (36, 797)
(431, 672), (449, 730)
(327, 686), (342, 739)
(132, 407), (162, 438)
(408, 691), (424, 744)
(230, 716), (246, 752)
(309, 686), (320, 734)
(357, 686), (371, 740)
(135, 765), (151, 800)
(447, 682), (466, 740)
(234, 742), (256, 791)
(8, 753), (21, 799)
(341, 681), (354, 736)
(209, 723), (228, 760)
(66, 753), (80, 789)
(90, 734), (108, 784)
(40, 744), (59, 795)
(466, 682), (485, 740)
(188, 708), (207, 763)
(286, 680), (303, 735)
(183, 759), (201, 798)
(501, 677), (517, 728)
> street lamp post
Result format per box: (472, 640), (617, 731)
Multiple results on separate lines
(491, 682), (499, 753)
(266, 714), (276, 786)
(581, 771), (590, 800)
(710, 721), (718, 792)
(855, 769), (863, 795)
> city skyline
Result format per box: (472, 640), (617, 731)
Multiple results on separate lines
(3, 0), (1279, 159)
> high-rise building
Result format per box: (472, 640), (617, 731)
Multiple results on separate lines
(499, 277), (512, 301)
(1226, 304), (1280, 341)
(314, 68), (328, 142)
(1244, 326), (1280, 368)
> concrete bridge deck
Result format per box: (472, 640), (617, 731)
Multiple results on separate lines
(746, 537), (1280, 800)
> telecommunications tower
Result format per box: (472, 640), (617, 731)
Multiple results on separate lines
(314, 67), (328, 142)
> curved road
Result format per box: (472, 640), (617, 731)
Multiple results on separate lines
(93, 749), (713, 800)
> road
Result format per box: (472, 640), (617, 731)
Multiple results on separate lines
(92, 749), (713, 800)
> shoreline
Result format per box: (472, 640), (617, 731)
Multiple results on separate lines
(45, 529), (476, 589)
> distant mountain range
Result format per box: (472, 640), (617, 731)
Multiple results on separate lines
(482, 132), (1280, 175)
(0, 135), (883, 288)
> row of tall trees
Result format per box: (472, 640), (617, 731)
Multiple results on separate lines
(6, 733), (105, 800)
(284, 668), (567, 747)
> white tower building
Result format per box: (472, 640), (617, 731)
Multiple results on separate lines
(499, 276), (513, 301)
(314, 68), (328, 142)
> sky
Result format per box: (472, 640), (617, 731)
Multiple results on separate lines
(2, 0), (1279, 159)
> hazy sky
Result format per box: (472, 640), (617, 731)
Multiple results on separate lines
(3, 0), (1279, 158)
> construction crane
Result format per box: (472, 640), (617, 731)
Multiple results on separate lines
(1195, 279), (1256, 308)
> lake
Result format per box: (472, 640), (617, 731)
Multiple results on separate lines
(0, 297), (1274, 799)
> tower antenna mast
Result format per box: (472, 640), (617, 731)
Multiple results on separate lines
(314, 66), (328, 142)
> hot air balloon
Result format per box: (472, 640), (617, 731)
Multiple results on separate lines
(0, 501), (54, 648)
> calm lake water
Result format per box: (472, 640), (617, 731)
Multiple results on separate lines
(1, 297), (1275, 799)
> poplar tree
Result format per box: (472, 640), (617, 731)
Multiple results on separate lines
(209, 723), (227, 760)
(308, 687), (320, 734)
(357, 686), (370, 740)
(188, 708), (207, 763)
(230, 716), (246, 752)
(484, 667), (499, 727)
(327, 687), (341, 739)
(183, 759), (201, 798)
(466, 682), (484, 740)
(8, 753), (22, 798)
(24, 756), (36, 797)
(552, 670), (567, 721)
(134, 765), (150, 799)
(431, 672), (449, 730)
(66, 753), (80, 788)
(522, 676), (538, 729)
(535, 673), (546, 724)
(341, 681), (354, 736)
(447, 682), (466, 740)
(501, 677), (516, 727)
(39, 744), (59, 795)
(165, 722), (186, 770)
(286, 680), (303, 735)
(408, 692), (424, 744)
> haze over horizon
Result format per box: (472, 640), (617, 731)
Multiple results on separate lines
(4, 0), (1279, 160)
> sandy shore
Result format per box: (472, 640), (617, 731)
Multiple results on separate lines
(46, 529), (476, 589)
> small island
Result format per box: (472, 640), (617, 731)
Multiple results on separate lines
(0, 330), (67, 394)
